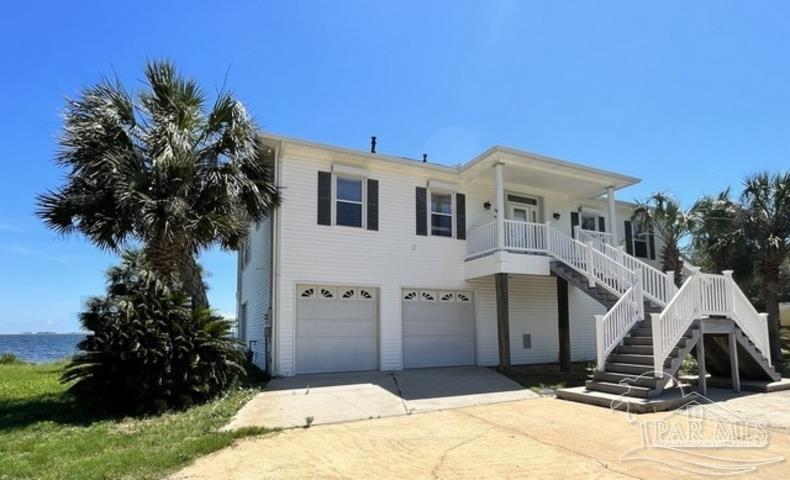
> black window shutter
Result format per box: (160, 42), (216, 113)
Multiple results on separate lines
(624, 220), (633, 255)
(366, 179), (379, 231)
(415, 187), (427, 236)
(570, 212), (579, 238)
(456, 193), (466, 240)
(317, 171), (332, 225)
(648, 226), (656, 260)
(598, 216), (606, 232)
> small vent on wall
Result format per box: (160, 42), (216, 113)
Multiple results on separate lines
(522, 334), (532, 349)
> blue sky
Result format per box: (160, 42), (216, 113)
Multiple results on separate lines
(1, 1), (789, 333)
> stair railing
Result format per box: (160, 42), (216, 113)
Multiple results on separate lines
(651, 274), (702, 378)
(595, 272), (644, 371)
(723, 271), (772, 366)
(583, 235), (677, 307)
(651, 271), (773, 377)
(548, 226), (636, 297)
(575, 226), (613, 251)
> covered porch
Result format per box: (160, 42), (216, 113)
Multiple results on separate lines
(460, 146), (637, 279)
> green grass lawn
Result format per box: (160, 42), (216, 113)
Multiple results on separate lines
(0, 361), (273, 480)
(503, 362), (593, 393)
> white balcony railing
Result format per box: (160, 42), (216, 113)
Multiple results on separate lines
(468, 219), (636, 297)
(504, 219), (549, 253)
(466, 221), (497, 258)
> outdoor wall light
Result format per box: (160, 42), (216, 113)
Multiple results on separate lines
(553, 212), (561, 220)
(484, 201), (491, 210)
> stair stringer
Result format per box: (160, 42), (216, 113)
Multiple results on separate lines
(701, 318), (781, 383)
(648, 324), (702, 398)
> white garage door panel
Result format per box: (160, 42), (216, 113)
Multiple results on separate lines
(296, 286), (378, 375)
(402, 292), (475, 369)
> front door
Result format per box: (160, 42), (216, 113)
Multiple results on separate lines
(509, 203), (538, 223)
(507, 196), (540, 249)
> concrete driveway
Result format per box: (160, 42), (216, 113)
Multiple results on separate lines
(173, 391), (790, 480)
(224, 366), (537, 429)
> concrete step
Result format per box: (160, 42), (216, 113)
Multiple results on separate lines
(605, 362), (657, 375)
(585, 380), (652, 398)
(593, 371), (659, 388)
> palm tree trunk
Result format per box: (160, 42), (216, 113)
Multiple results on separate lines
(178, 255), (209, 311)
(144, 241), (209, 311)
(763, 263), (783, 364)
(662, 244), (684, 287)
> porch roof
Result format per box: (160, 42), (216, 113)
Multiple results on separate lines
(459, 146), (641, 199)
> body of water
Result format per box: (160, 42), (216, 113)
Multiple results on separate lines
(0, 334), (85, 363)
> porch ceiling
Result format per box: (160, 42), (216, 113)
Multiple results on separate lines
(460, 146), (640, 199)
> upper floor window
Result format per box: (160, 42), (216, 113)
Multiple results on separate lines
(431, 191), (453, 237)
(632, 221), (649, 258)
(336, 176), (364, 227)
(581, 213), (598, 231)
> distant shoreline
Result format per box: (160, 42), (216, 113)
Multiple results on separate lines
(0, 332), (85, 336)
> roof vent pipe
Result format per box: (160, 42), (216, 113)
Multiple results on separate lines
(370, 136), (377, 154)
(422, 153), (427, 163)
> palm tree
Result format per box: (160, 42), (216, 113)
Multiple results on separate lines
(37, 61), (279, 309)
(741, 172), (790, 363)
(690, 188), (752, 281)
(63, 249), (245, 412)
(633, 192), (692, 287)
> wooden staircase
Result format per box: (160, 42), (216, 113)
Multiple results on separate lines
(586, 319), (699, 398)
(549, 261), (621, 309)
(551, 262), (781, 400)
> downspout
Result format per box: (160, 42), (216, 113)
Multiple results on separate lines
(270, 143), (283, 376)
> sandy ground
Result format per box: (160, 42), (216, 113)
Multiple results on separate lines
(171, 396), (790, 479)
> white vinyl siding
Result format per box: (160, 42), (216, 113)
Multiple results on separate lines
(568, 286), (604, 362)
(242, 140), (651, 376)
(467, 276), (601, 367)
(238, 217), (273, 371)
(507, 276), (559, 365)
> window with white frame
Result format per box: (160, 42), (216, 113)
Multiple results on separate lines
(632, 220), (649, 258)
(430, 191), (453, 237)
(336, 176), (364, 227)
(581, 213), (598, 231)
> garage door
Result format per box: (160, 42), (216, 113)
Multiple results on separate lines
(402, 289), (475, 368)
(295, 285), (378, 374)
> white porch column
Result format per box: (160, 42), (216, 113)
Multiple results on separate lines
(606, 186), (618, 245)
(495, 162), (506, 251)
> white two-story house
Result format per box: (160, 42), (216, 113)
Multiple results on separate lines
(237, 133), (671, 379)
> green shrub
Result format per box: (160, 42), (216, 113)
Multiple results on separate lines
(0, 352), (23, 365)
(62, 250), (245, 413)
